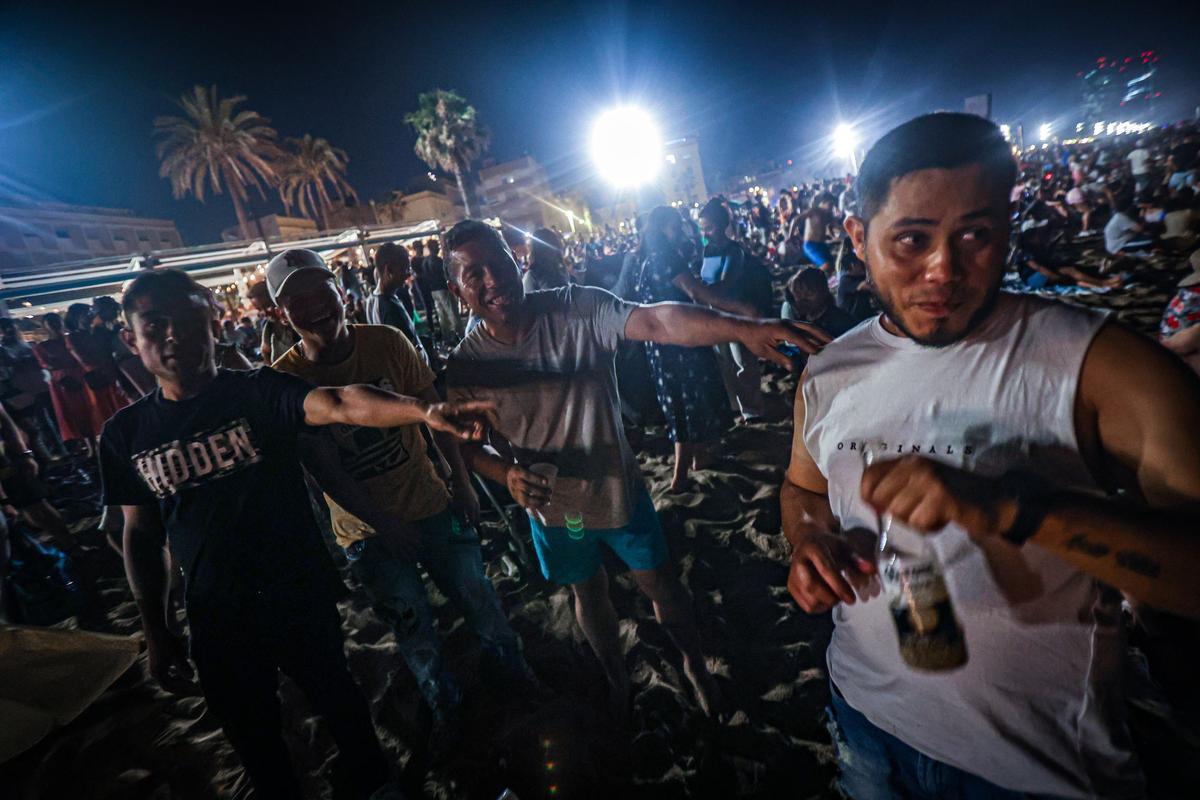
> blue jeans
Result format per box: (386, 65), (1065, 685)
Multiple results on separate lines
(826, 683), (1066, 800)
(346, 508), (524, 713)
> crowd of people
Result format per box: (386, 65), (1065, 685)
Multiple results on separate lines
(2, 111), (1200, 800)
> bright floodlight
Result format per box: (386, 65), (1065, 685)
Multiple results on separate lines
(832, 123), (859, 159)
(1038, 122), (1053, 142)
(590, 106), (663, 188)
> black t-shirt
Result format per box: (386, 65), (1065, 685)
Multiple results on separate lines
(99, 368), (343, 616)
(421, 255), (448, 292)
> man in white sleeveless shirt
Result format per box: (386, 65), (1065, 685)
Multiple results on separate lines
(782, 113), (1200, 799)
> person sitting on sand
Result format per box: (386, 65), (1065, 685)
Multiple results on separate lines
(782, 111), (1200, 800)
(441, 219), (828, 720)
(268, 248), (539, 747)
(1014, 222), (1122, 291)
(782, 267), (859, 338)
(100, 267), (495, 799)
(1104, 190), (1157, 256)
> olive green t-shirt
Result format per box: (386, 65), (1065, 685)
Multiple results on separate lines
(273, 325), (449, 545)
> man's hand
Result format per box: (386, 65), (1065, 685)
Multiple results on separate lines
(787, 531), (877, 613)
(16, 453), (38, 478)
(424, 400), (499, 441)
(737, 319), (831, 370)
(860, 455), (1017, 541)
(144, 628), (198, 696)
(506, 464), (552, 510)
(451, 477), (481, 527)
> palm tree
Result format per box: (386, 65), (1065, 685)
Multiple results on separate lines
(276, 134), (358, 231)
(153, 85), (280, 241)
(405, 89), (489, 217)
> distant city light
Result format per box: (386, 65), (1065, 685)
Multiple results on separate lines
(1038, 122), (1053, 141)
(590, 106), (663, 188)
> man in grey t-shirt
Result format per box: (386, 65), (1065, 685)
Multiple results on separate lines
(443, 220), (827, 719)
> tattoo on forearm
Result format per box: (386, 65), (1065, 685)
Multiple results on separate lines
(1065, 533), (1161, 579)
(1066, 534), (1109, 558)
(1115, 550), (1162, 578)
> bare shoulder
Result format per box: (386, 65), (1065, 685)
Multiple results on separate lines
(1080, 322), (1200, 419)
(787, 368), (828, 492)
(1079, 321), (1200, 505)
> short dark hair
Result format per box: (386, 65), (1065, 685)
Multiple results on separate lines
(444, 219), (511, 258)
(65, 303), (93, 332)
(375, 241), (410, 269)
(791, 266), (829, 293)
(856, 112), (1017, 221)
(698, 197), (731, 229)
(443, 220), (513, 283)
(121, 268), (208, 316)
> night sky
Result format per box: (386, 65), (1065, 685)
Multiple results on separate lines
(2, 0), (1197, 245)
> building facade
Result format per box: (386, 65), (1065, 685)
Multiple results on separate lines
(0, 201), (183, 274)
(220, 214), (319, 243)
(477, 155), (591, 234)
(657, 137), (708, 208)
(369, 188), (463, 228)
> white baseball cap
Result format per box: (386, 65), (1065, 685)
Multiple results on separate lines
(265, 249), (335, 302)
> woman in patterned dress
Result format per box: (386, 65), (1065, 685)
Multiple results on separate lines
(634, 206), (753, 491)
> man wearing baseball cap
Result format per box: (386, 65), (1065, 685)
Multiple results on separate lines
(268, 248), (540, 749)
(101, 264), (495, 798)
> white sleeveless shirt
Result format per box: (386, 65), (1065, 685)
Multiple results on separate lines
(803, 293), (1142, 798)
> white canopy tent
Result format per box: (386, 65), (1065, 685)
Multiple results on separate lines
(2, 220), (441, 319)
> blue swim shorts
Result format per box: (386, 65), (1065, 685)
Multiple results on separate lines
(803, 240), (833, 268)
(527, 487), (667, 585)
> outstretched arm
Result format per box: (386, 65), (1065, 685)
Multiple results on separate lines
(672, 272), (756, 317)
(302, 383), (497, 440)
(624, 302), (830, 370)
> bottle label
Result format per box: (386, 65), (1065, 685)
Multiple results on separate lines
(880, 555), (968, 671)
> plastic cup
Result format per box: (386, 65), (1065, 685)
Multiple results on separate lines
(528, 462), (559, 489)
(528, 463), (558, 527)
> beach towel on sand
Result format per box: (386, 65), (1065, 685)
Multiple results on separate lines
(0, 625), (139, 762)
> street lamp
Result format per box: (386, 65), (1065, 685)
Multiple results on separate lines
(832, 122), (860, 173)
(590, 106), (663, 189)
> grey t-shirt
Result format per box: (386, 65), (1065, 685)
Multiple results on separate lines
(446, 285), (641, 529)
(1103, 211), (1142, 254)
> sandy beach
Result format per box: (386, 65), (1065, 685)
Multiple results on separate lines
(3, 250), (1199, 799)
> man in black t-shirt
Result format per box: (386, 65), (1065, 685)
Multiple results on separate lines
(698, 199), (768, 422)
(365, 242), (428, 363)
(100, 267), (494, 799)
(422, 239), (463, 341)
